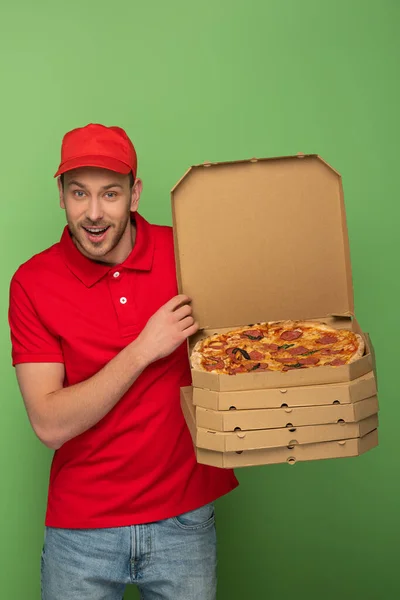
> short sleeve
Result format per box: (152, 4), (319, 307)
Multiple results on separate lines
(8, 277), (64, 367)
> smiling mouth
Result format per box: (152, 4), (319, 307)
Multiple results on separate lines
(82, 226), (110, 237)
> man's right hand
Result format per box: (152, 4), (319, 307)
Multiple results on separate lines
(135, 295), (199, 365)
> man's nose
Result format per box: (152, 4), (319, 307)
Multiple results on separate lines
(86, 199), (104, 222)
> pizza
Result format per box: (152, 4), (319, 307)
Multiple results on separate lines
(191, 320), (365, 375)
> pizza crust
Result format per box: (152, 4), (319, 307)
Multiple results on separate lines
(348, 332), (365, 363)
(190, 348), (206, 372)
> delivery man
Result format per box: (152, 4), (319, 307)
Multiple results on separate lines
(8, 123), (238, 600)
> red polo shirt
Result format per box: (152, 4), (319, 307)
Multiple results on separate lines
(9, 213), (238, 529)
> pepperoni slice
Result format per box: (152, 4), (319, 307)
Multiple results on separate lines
(316, 335), (338, 345)
(226, 347), (241, 361)
(280, 330), (303, 341)
(256, 363), (270, 371)
(288, 346), (309, 356)
(298, 356), (319, 365)
(241, 329), (264, 340)
(208, 341), (225, 349)
(249, 350), (264, 361)
(243, 362), (263, 372)
(204, 358), (224, 371)
(282, 365), (305, 371)
(320, 348), (342, 355)
(261, 343), (279, 352)
(329, 358), (346, 366)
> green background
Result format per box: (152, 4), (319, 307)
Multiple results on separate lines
(0, 1), (398, 598)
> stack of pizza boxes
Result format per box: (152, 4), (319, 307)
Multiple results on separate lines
(172, 154), (379, 468)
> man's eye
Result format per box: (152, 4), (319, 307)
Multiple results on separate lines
(105, 192), (117, 199)
(73, 190), (85, 198)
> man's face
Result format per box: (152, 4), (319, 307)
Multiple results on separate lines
(59, 167), (142, 264)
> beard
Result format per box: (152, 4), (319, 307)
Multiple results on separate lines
(67, 211), (132, 263)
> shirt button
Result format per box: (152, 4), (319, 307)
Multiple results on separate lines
(113, 271), (120, 278)
(120, 297), (127, 305)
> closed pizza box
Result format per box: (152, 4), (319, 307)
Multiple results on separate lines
(181, 387), (378, 451)
(194, 432), (379, 468)
(195, 394), (378, 432)
(193, 370), (376, 411)
(171, 155), (375, 391)
(181, 389), (379, 468)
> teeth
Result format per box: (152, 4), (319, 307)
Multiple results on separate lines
(86, 227), (107, 233)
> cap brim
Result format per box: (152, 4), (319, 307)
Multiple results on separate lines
(54, 155), (132, 178)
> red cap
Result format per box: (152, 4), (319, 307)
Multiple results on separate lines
(54, 123), (137, 178)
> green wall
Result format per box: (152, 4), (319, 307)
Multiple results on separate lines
(0, 1), (398, 598)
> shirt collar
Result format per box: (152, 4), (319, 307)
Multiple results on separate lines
(59, 212), (155, 287)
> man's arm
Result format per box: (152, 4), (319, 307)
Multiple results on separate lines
(15, 295), (197, 450)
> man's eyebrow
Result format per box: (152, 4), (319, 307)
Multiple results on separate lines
(101, 183), (124, 190)
(66, 181), (123, 190)
(67, 180), (86, 188)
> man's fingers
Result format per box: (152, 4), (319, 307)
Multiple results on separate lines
(179, 315), (195, 330)
(174, 304), (193, 321)
(183, 322), (199, 338)
(179, 318), (199, 339)
(165, 295), (192, 312)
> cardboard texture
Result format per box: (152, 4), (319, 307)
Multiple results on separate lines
(182, 387), (378, 468)
(196, 417), (378, 452)
(194, 432), (378, 468)
(172, 155), (353, 327)
(193, 371), (377, 411)
(181, 387), (378, 452)
(195, 395), (378, 432)
(171, 154), (373, 390)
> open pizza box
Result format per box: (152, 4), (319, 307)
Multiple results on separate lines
(171, 154), (376, 394)
(181, 387), (379, 467)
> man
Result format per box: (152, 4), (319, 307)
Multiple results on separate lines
(8, 123), (238, 600)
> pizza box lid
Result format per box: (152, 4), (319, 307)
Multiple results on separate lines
(171, 154), (354, 329)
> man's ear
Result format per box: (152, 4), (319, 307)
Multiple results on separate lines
(58, 177), (65, 209)
(130, 178), (143, 213)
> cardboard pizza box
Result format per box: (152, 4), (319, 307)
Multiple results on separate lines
(193, 370), (376, 411)
(195, 394), (378, 432)
(196, 417), (378, 453)
(181, 387), (378, 452)
(193, 432), (378, 468)
(181, 388), (378, 467)
(171, 155), (374, 391)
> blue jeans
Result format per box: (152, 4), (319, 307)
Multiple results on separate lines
(41, 503), (216, 600)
